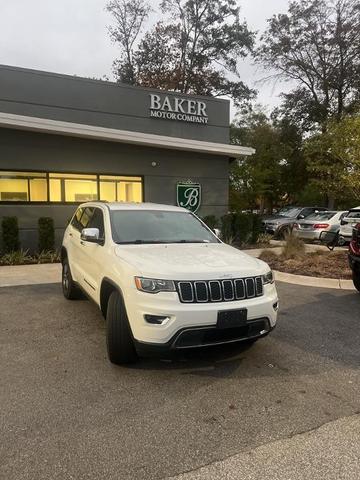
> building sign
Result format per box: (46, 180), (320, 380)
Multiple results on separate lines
(150, 94), (208, 125)
(177, 182), (201, 213)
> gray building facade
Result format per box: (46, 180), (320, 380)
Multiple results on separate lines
(0, 65), (253, 251)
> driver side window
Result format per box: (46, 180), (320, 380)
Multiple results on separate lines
(88, 208), (105, 241)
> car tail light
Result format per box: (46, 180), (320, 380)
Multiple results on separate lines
(313, 223), (330, 229)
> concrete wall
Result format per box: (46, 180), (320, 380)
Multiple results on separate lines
(0, 128), (229, 252)
(0, 65), (230, 144)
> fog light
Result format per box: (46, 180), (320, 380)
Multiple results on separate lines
(144, 314), (170, 325)
(273, 302), (279, 312)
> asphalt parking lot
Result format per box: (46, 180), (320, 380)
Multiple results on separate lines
(1, 282), (360, 480)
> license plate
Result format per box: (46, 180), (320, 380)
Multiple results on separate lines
(217, 309), (247, 329)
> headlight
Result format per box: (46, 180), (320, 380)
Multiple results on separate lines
(135, 277), (175, 294)
(262, 270), (274, 285)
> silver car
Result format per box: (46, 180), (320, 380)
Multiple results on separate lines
(293, 211), (347, 242)
(339, 207), (360, 243)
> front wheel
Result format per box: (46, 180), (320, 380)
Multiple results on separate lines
(106, 290), (138, 364)
(62, 258), (82, 300)
(353, 270), (360, 293)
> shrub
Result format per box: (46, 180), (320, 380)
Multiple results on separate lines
(220, 214), (234, 243)
(257, 233), (272, 246)
(281, 234), (306, 260)
(0, 249), (32, 266)
(220, 213), (262, 246)
(201, 215), (218, 230)
(38, 217), (55, 253)
(1, 216), (20, 254)
(36, 250), (61, 264)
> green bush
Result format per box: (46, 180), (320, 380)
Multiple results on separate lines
(201, 215), (218, 230)
(1, 216), (20, 254)
(220, 213), (262, 246)
(38, 217), (55, 253)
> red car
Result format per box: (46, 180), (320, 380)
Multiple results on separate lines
(348, 223), (360, 292)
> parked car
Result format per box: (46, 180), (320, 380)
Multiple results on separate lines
(293, 211), (348, 243)
(61, 202), (278, 364)
(348, 223), (360, 293)
(262, 206), (328, 239)
(339, 207), (360, 244)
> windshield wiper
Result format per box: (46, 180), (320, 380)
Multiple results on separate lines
(116, 240), (169, 245)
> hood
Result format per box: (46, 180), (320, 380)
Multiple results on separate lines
(114, 243), (268, 280)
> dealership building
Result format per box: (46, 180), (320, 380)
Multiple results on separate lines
(0, 65), (254, 250)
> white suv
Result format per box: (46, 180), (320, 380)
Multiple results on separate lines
(61, 202), (278, 364)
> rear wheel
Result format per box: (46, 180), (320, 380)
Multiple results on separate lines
(62, 258), (82, 300)
(106, 290), (138, 364)
(353, 270), (360, 293)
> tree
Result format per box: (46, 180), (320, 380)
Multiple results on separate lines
(305, 115), (360, 208)
(106, 0), (151, 84)
(109, 0), (256, 106)
(257, 0), (360, 132)
(230, 109), (292, 212)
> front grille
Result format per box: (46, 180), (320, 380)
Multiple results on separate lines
(176, 276), (264, 304)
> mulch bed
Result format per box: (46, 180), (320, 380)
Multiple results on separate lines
(259, 249), (352, 280)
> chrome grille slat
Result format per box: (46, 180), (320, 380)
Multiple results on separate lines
(176, 276), (264, 304)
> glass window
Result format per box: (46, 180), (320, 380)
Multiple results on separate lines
(0, 171), (47, 202)
(80, 207), (94, 228)
(0, 171), (143, 204)
(49, 173), (98, 203)
(71, 208), (84, 231)
(89, 208), (105, 239)
(99, 175), (142, 203)
(110, 210), (219, 244)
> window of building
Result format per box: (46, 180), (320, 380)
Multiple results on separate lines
(99, 175), (142, 203)
(49, 173), (98, 202)
(0, 171), (143, 203)
(0, 171), (47, 202)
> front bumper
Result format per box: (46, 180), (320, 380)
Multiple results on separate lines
(124, 283), (278, 347)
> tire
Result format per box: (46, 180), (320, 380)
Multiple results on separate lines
(62, 257), (82, 300)
(353, 270), (360, 293)
(106, 290), (138, 364)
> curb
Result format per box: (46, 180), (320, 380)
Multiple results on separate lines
(274, 270), (356, 291)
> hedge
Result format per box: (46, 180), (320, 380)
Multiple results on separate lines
(220, 213), (262, 245)
(1, 216), (20, 254)
(38, 217), (55, 252)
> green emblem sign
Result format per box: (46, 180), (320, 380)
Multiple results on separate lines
(177, 182), (201, 213)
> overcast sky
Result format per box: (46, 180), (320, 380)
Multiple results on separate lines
(0, 0), (291, 115)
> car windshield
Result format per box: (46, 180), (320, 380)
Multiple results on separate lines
(306, 212), (336, 221)
(110, 210), (219, 244)
(277, 206), (295, 216)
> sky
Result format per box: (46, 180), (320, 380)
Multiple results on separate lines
(0, 0), (291, 116)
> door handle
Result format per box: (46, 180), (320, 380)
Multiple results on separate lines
(80, 241), (85, 246)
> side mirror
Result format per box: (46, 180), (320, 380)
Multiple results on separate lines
(213, 228), (221, 237)
(81, 228), (101, 244)
(340, 219), (348, 226)
(298, 214), (305, 220)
